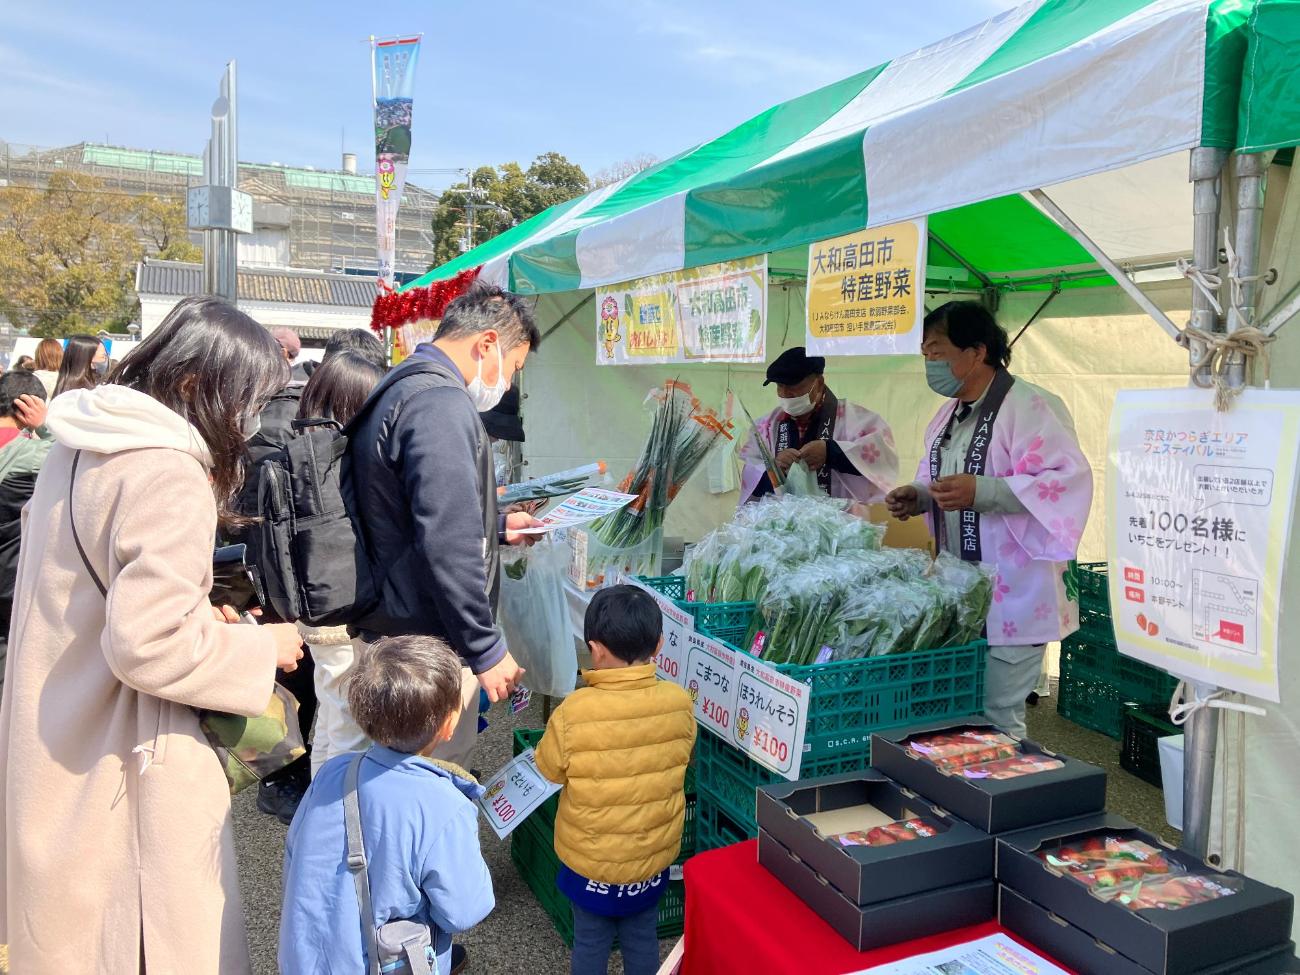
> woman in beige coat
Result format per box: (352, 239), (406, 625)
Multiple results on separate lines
(0, 296), (305, 974)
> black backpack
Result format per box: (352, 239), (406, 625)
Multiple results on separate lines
(244, 360), (449, 626)
(248, 417), (376, 626)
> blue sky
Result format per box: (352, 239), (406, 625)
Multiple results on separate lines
(2, 0), (1020, 192)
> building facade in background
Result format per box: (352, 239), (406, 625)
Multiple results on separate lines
(1, 141), (439, 343)
(1, 141), (439, 277)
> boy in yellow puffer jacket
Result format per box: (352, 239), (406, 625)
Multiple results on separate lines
(535, 585), (697, 975)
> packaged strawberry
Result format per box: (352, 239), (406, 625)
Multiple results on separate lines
(835, 817), (942, 847)
(1098, 873), (1241, 911)
(1037, 834), (1173, 888)
(962, 753), (1065, 780)
(905, 730), (1019, 771)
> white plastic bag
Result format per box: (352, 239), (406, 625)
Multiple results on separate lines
(498, 537), (578, 698)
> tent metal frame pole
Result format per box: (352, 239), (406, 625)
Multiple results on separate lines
(1260, 279), (1300, 336)
(1024, 190), (1182, 341)
(1188, 149), (1230, 381)
(1180, 148), (1250, 862)
(927, 230), (997, 301)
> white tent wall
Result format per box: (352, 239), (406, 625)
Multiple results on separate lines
(520, 279), (1192, 564)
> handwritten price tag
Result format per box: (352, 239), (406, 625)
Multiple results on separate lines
(684, 631), (737, 739)
(731, 651), (809, 780)
(475, 748), (562, 839)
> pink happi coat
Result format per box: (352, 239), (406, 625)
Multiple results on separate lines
(739, 398), (898, 504)
(919, 378), (1092, 646)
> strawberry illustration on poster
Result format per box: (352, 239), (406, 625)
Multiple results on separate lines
(1107, 388), (1300, 702)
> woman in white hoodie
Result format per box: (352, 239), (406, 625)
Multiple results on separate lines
(0, 296), (305, 975)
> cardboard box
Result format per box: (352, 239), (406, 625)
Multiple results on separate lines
(860, 502), (935, 555)
(758, 828), (995, 951)
(756, 770), (993, 905)
(871, 719), (1107, 833)
(1000, 886), (1298, 975)
(997, 814), (1295, 975)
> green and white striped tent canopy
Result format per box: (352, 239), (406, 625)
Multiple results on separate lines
(409, 0), (1258, 298)
(1238, 0), (1300, 153)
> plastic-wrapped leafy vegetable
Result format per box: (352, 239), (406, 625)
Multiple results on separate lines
(930, 553), (996, 646)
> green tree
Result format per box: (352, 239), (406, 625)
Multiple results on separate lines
(0, 172), (198, 337)
(429, 152), (590, 267)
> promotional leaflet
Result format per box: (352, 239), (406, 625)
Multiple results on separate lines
(514, 488), (638, 535)
(849, 933), (1070, 975)
(1108, 388), (1300, 701)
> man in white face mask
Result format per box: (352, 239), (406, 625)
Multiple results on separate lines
(738, 346), (898, 504)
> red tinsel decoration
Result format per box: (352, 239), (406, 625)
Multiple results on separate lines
(369, 267), (482, 333)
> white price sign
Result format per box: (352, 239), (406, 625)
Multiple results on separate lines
(1108, 388), (1300, 701)
(476, 748), (562, 839)
(684, 631), (737, 738)
(732, 651), (809, 780)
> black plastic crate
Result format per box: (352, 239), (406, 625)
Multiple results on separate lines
(1120, 705), (1180, 788)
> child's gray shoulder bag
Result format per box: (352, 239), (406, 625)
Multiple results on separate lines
(345, 754), (438, 975)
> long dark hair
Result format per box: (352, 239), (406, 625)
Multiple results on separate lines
(110, 296), (289, 524)
(297, 350), (384, 426)
(53, 334), (105, 396)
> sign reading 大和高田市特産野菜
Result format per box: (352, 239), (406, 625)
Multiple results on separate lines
(596, 256), (766, 365)
(806, 219), (926, 357)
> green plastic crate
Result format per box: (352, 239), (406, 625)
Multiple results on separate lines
(711, 636), (986, 761)
(641, 575), (687, 601)
(511, 727), (697, 856)
(510, 814), (686, 947)
(1120, 705), (1180, 788)
(695, 785), (756, 852)
(1057, 625), (1180, 739)
(641, 577), (987, 762)
(637, 575), (757, 646)
(1075, 561), (1109, 608)
(692, 726), (881, 837)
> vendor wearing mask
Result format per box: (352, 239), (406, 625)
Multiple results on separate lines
(885, 301), (1092, 737)
(739, 347), (898, 504)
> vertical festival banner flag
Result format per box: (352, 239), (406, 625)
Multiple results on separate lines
(372, 35), (422, 289)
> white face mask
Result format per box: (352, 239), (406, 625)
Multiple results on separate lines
(241, 413), (262, 441)
(467, 342), (509, 412)
(778, 393), (815, 417)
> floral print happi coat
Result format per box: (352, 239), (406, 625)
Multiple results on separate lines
(918, 378), (1093, 646)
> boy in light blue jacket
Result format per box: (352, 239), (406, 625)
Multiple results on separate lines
(279, 636), (494, 975)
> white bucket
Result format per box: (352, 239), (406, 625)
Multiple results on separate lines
(1159, 733), (1185, 830)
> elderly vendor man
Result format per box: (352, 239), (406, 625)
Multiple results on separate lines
(739, 347), (898, 503)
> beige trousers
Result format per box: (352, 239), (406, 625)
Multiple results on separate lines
(311, 636), (482, 775)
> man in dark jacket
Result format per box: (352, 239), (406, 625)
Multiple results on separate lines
(343, 282), (540, 772)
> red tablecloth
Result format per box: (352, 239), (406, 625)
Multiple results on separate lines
(682, 840), (1076, 975)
